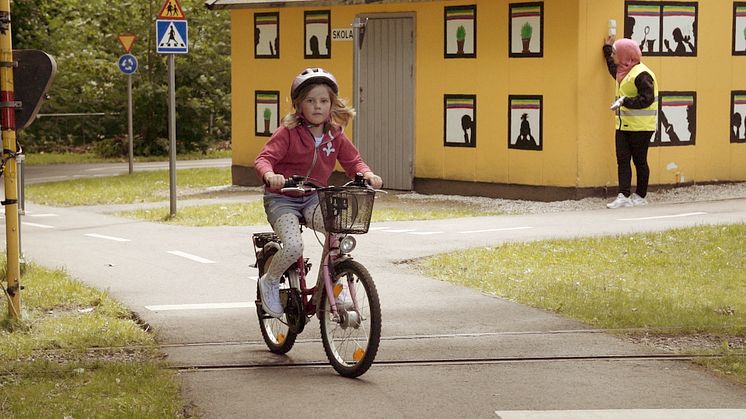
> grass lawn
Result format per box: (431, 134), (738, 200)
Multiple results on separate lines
(24, 150), (231, 165)
(25, 167), (232, 206)
(0, 261), (185, 417)
(416, 223), (746, 383)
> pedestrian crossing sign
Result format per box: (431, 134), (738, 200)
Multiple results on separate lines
(158, 0), (186, 20)
(156, 20), (188, 54)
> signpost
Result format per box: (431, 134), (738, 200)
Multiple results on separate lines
(117, 34), (137, 174)
(156, 0), (188, 216)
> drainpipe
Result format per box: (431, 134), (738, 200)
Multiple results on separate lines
(352, 17), (367, 143)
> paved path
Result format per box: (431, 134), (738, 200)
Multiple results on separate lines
(3, 191), (746, 418)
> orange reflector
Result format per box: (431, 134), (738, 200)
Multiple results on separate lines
(333, 283), (343, 298)
(277, 334), (285, 344)
(353, 347), (365, 361)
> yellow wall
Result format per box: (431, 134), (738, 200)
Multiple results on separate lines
(231, 0), (746, 190)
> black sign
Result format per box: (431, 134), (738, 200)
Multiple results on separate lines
(13, 49), (57, 130)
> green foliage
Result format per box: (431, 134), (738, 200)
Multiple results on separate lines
(263, 107), (272, 120)
(521, 22), (533, 39)
(456, 25), (466, 41)
(13, 0), (231, 156)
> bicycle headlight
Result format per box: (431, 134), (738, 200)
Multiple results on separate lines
(339, 235), (357, 254)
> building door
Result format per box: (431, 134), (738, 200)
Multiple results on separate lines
(356, 15), (415, 190)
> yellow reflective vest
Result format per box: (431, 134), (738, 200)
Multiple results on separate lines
(615, 63), (658, 131)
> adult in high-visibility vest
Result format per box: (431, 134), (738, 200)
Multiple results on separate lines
(602, 36), (658, 209)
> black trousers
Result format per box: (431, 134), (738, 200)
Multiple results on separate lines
(615, 130), (653, 198)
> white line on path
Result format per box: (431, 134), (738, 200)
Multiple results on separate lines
(460, 226), (533, 234)
(146, 302), (254, 311)
(26, 213), (59, 218)
(616, 211), (707, 221)
(494, 409), (746, 419)
(21, 222), (55, 229)
(367, 226), (391, 231)
(408, 231), (444, 235)
(382, 229), (417, 233)
(84, 233), (131, 242)
(167, 250), (216, 264)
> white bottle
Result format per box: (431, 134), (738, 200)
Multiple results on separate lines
(608, 19), (617, 37)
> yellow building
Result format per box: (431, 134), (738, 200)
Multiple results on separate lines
(207, 0), (746, 200)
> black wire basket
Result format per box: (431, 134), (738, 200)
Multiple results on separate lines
(318, 187), (376, 234)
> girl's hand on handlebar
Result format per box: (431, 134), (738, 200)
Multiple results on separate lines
(363, 172), (383, 189)
(264, 172), (286, 189)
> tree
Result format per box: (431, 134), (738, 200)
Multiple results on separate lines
(12, 0), (231, 156)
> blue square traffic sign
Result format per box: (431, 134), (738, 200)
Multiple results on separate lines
(156, 20), (188, 54)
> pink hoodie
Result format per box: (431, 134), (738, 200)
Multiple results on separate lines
(255, 125), (370, 193)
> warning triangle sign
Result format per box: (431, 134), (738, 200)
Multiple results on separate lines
(158, 0), (186, 20)
(118, 33), (137, 53)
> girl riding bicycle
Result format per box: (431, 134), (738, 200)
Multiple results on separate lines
(254, 67), (383, 318)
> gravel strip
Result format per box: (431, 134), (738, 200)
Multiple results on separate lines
(397, 182), (746, 214)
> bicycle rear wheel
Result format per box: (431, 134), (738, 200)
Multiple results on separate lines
(320, 260), (381, 378)
(256, 249), (298, 354)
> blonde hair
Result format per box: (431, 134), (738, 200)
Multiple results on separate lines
(282, 83), (356, 130)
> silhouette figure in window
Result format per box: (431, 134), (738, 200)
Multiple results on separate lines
(309, 35), (320, 57)
(732, 112), (742, 141)
(515, 113), (538, 149)
(660, 105), (695, 144)
(664, 27), (695, 54)
(461, 114), (475, 146)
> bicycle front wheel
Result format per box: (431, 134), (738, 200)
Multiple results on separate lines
(320, 260), (381, 378)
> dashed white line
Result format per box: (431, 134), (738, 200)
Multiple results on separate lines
(145, 302), (254, 311)
(26, 213), (59, 218)
(382, 229), (417, 233)
(368, 226), (391, 231)
(167, 250), (216, 264)
(408, 231), (444, 235)
(21, 222), (55, 229)
(84, 233), (130, 242)
(460, 226), (533, 234)
(616, 212), (707, 221)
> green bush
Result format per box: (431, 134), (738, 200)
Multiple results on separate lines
(456, 26), (466, 41)
(92, 137), (126, 158)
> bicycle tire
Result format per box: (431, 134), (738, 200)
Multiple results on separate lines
(256, 248), (298, 354)
(320, 260), (381, 378)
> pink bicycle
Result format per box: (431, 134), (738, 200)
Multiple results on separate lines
(252, 174), (382, 377)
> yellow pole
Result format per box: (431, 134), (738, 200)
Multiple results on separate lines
(0, 0), (22, 320)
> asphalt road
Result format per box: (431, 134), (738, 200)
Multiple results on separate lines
(3, 163), (746, 418)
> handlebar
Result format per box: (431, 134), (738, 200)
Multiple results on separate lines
(277, 173), (383, 194)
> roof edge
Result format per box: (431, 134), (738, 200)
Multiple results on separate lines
(206, 0), (435, 11)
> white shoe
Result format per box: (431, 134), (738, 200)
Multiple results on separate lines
(630, 193), (648, 206)
(333, 280), (354, 311)
(606, 193), (633, 209)
(259, 275), (283, 318)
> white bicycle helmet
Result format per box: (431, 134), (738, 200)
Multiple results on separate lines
(290, 68), (339, 100)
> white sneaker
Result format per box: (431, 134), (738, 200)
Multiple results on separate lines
(606, 193), (633, 209)
(259, 275), (283, 318)
(630, 193), (648, 206)
(333, 280), (354, 311)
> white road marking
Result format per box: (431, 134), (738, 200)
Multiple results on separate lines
(495, 409), (746, 419)
(408, 231), (444, 235)
(460, 226), (533, 234)
(248, 275), (258, 281)
(367, 226), (391, 231)
(616, 212), (707, 221)
(167, 250), (216, 264)
(84, 233), (131, 242)
(21, 222), (55, 229)
(146, 302), (254, 311)
(382, 229), (416, 233)
(26, 213), (58, 218)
